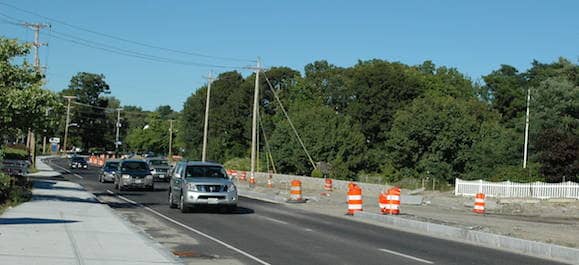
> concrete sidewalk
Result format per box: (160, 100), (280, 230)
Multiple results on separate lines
(0, 157), (182, 265)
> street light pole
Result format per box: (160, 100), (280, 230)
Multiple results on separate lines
(202, 71), (216, 162)
(62, 96), (76, 154)
(115, 108), (122, 153)
(168, 119), (174, 160)
(523, 87), (531, 169)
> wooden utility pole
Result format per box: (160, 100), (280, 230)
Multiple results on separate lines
(22, 22), (49, 166)
(249, 58), (265, 179)
(168, 119), (174, 160)
(202, 71), (216, 162)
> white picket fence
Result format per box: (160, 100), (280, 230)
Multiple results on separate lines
(454, 178), (579, 199)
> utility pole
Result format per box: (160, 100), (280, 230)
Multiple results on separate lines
(249, 58), (264, 179)
(115, 108), (123, 153)
(63, 96), (76, 154)
(168, 119), (174, 160)
(202, 71), (216, 162)
(22, 22), (49, 166)
(523, 87), (531, 169)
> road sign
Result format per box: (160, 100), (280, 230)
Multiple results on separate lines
(49, 137), (60, 144)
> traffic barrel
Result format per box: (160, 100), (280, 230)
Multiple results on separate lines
(388, 187), (401, 215)
(267, 175), (273, 188)
(473, 193), (485, 214)
(249, 175), (256, 188)
(346, 183), (363, 215)
(287, 180), (305, 203)
(379, 188), (390, 214)
(240, 171), (247, 181)
(231, 170), (238, 180)
(324, 178), (333, 192)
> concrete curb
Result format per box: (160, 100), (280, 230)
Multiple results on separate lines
(354, 211), (579, 265)
(238, 189), (286, 204)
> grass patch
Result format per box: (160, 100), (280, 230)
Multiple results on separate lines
(0, 174), (32, 214)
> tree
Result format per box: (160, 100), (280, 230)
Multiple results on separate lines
(0, 37), (62, 140)
(482, 65), (527, 122)
(60, 72), (111, 150)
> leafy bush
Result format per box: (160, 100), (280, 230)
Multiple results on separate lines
(2, 147), (28, 160)
(311, 168), (323, 178)
(490, 163), (544, 183)
(223, 157), (251, 171)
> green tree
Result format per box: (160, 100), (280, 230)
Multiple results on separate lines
(482, 65), (527, 122)
(60, 72), (111, 150)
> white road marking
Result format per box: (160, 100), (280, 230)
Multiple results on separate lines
(49, 162), (83, 179)
(262, 216), (289, 225)
(108, 190), (272, 265)
(378, 248), (434, 264)
(304, 228), (314, 232)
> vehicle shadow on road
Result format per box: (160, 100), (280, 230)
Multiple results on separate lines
(185, 206), (255, 215)
(0, 217), (79, 225)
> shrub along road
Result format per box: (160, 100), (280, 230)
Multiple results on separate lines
(46, 157), (564, 265)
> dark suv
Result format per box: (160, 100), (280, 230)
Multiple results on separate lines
(69, 156), (88, 169)
(113, 160), (154, 191)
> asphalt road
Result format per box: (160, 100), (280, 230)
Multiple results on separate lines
(46, 158), (560, 265)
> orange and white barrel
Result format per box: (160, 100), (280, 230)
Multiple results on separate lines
(289, 180), (303, 202)
(324, 178), (333, 192)
(473, 193), (485, 214)
(388, 187), (401, 215)
(347, 183), (363, 215)
(379, 189), (390, 214)
(249, 175), (256, 186)
(267, 176), (273, 188)
(231, 170), (238, 180)
(240, 171), (247, 181)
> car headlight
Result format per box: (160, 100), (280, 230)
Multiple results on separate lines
(122, 174), (131, 179)
(227, 183), (237, 192)
(188, 183), (198, 191)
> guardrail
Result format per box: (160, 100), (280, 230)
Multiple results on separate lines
(454, 178), (579, 199)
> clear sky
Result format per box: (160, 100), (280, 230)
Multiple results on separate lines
(1, 0), (577, 111)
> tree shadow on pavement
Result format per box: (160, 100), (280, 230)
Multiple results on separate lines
(32, 180), (86, 192)
(0, 217), (79, 225)
(33, 194), (100, 204)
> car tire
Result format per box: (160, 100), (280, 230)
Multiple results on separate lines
(179, 194), (189, 213)
(169, 190), (178, 209)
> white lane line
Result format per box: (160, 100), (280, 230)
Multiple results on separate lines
(378, 248), (434, 264)
(49, 162), (83, 179)
(108, 190), (271, 265)
(262, 216), (289, 225)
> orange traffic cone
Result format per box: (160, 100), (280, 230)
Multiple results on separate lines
(346, 183), (363, 215)
(473, 193), (485, 214)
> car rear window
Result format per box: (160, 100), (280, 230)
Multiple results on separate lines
(72, 157), (85, 162)
(150, 160), (168, 166)
(121, 161), (148, 171)
(185, 166), (227, 179)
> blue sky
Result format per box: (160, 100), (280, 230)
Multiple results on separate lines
(1, 0), (577, 111)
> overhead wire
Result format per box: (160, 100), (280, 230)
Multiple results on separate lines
(0, 1), (255, 63)
(261, 65), (317, 169)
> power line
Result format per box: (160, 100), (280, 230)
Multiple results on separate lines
(46, 30), (243, 69)
(0, 1), (255, 63)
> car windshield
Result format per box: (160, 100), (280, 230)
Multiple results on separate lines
(150, 160), (168, 166)
(121, 161), (148, 171)
(185, 166), (227, 179)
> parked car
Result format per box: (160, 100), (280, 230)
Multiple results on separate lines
(113, 159), (154, 191)
(145, 157), (171, 182)
(99, 159), (120, 183)
(168, 161), (237, 213)
(69, 156), (88, 169)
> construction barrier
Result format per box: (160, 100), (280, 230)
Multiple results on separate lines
(473, 193), (485, 214)
(288, 180), (305, 203)
(379, 189), (390, 214)
(347, 182), (363, 215)
(324, 178), (333, 192)
(267, 175), (273, 188)
(388, 187), (401, 215)
(249, 175), (256, 187)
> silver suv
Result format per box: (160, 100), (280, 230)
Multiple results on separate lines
(145, 157), (171, 182)
(168, 161), (237, 213)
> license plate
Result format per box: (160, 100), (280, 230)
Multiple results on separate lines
(207, 198), (218, 204)
(159, 175), (164, 178)
(135, 179), (142, 184)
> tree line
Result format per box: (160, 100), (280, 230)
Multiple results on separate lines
(180, 59), (577, 183)
(1, 36), (576, 183)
